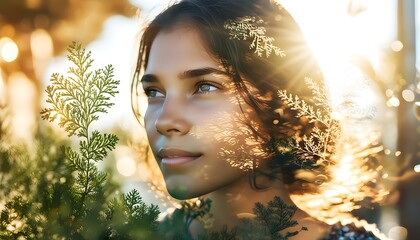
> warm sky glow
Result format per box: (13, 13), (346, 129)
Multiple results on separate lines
(278, 0), (396, 75)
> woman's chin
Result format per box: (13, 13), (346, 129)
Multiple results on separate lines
(167, 187), (203, 200)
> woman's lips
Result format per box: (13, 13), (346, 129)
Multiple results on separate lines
(158, 148), (202, 166)
(162, 156), (201, 165)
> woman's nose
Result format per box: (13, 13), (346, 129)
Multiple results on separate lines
(155, 96), (192, 136)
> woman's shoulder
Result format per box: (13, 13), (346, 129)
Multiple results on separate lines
(286, 210), (382, 240)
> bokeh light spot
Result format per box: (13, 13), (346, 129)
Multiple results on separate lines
(0, 38), (19, 62)
(390, 40), (403, 52)
(385, 89), (393, 97)
(402, 89), (415, 102)
(387, 96), (400, 107)
(116, 157), (137, 177)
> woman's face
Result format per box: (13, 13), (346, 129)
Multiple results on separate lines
(141, 26), (267, 199)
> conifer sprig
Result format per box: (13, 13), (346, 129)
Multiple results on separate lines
(41, 42), (119, 138)
(278, 77), (341, 166)
(224, 16), (286, 58)
(237, 196), (307, 240)
(41, 41), (120, 205)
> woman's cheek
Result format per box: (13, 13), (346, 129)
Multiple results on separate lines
(144, 108), (160, 145)
(192, 112), (268, 171)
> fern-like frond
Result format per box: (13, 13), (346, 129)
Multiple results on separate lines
(41, 41), (119, 212)
(278, 78), (341, 168)
(80, 130), (118, 162)
(278, 90), (330, 126)
(236, 196), (306, 240)
(304, 77), (330, 110)
(224, 16), (286, 58)
(41, 42), (120, 138)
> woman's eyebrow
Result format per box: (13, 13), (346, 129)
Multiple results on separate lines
(179, 67), (230, 79)
(140, 74), (158, 83)
(140, 67), (230, 83)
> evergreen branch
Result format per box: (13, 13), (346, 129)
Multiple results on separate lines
(41, 73), (85, 137)
(304, 77), (330, 110)
(278, 90), (330, 126)
(198, 225), (238, 240)
(85, 64), (119, 128)
(278, 78), (341, 168)
(80, 131), (118, 162)
(236, 196), (305, 240)
(41, 42), (121, 139)
(124, 189), (143, 215)
(181, 198), (212, 228)
(122, 189), (160, 224)
(41, 41), (120, 215)
(224, 16), (286, 58)
(254, 197), (300, 240)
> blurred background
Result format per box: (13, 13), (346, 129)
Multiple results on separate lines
(0, 0), (419, 239)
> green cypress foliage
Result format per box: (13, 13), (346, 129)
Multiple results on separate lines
(0, 42), (160, 239)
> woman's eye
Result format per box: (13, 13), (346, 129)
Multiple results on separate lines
(196, 83), (219, 94)
(145, 89), (165, 98)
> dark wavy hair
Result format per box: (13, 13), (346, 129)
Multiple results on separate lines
(132, 0), (325, 192)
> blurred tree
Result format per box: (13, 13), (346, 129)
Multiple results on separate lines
(396, 0), (420, 239)
(0, 0), (137, 147)
(0, 0), (136, 54)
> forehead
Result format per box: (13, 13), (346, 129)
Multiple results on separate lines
(146, 26), (219, 74)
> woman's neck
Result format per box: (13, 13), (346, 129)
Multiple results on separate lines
(208, 175), (293, 229)
(188, 174), (328, 239)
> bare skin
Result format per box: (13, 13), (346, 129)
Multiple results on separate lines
(199, 176), (328, 239)
(141, 26), (328, 239)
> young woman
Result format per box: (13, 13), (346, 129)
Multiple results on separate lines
(132, 0), (381, 239)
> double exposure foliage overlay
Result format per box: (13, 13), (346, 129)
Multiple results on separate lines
(0, 42), (309, 240)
